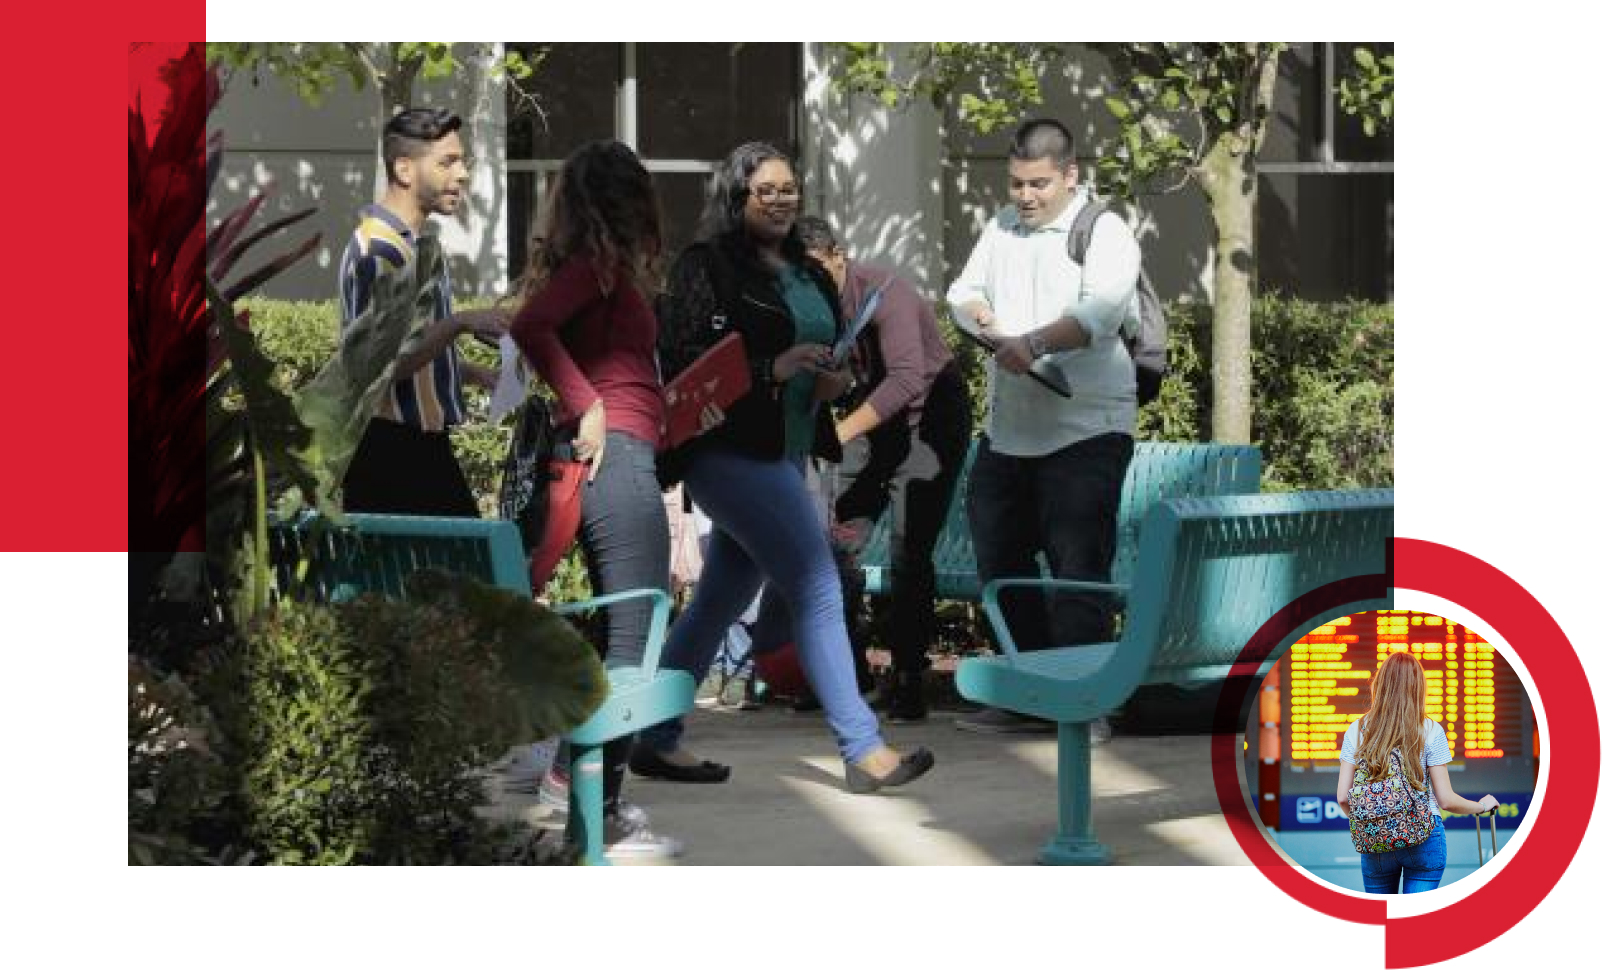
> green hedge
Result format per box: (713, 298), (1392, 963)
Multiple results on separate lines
(242, 296), (590, 603)
(245, 292), (1393, 510)
(243, 296), (507, 516)
(940, 294), (1393, 492)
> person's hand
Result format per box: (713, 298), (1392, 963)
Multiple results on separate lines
(992, 332), (1035, 375)
(461, 309), (510, 343)
(813, 365), (855, 402)
(772, 343), (833, 382)
(573, 399), (608, 482)
(1477, 794), (1500, 815)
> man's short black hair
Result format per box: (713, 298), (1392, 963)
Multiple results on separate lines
(383, 107), (463, 186)
(796, 215), (841, 254)
(1010, 118), (1075, 169)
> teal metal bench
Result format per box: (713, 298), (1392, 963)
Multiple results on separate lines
(267, 513), (694, 866)
(954, 489), (1394, 865)
(856, 441), (1262, 600)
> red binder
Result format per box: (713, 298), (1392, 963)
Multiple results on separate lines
(661, 331), (750, 451)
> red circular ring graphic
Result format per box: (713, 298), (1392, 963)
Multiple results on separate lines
(1208, 538), (1600, 968)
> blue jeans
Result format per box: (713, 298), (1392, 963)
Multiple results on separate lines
(642, 447), (883, 763)
(1360, 819), (1447, 893)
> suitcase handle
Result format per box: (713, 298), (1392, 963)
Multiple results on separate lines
(1475, 809), (1498, 866)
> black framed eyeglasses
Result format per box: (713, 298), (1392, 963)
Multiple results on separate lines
(750, 184), (801, 203)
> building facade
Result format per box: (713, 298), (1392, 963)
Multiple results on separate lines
(213, 42), (1392, 306)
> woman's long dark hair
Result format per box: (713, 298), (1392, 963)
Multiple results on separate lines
(695, 141), (809, 268)
(515, 139), (663, 301)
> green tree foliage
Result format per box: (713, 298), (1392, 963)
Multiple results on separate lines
(204, 43), (547, 193)
(204, 42), (543, 113)
(1339, 46), (1394, 136)
(832, 42), (1059, 134)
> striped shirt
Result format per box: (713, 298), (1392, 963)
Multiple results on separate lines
(338, 203), (464, 431)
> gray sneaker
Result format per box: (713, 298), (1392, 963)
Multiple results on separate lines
(500, 737), (561, 794)
(604, 801), (685, 861)
(952, 707), (1054, 734)
(536, 764), (570, 815)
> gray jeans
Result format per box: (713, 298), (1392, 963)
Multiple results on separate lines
(568, 431), (669, 805)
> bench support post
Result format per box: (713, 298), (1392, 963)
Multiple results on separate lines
(1041, 721), (1113, 865)
(566, 743), (608, 866)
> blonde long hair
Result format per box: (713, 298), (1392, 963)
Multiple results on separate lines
(1354, 651), (1429, 788)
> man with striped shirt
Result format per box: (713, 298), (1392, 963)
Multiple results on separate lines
(338, 107), (505, 515)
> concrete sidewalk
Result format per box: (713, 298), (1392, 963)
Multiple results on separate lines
(491, 700), (1252, 866)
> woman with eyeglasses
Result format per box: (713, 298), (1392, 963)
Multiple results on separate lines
(630, 142), (935, 795)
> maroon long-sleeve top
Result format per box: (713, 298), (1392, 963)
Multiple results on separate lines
(508, 253), (663, 445)
(843, 261), (954, 426)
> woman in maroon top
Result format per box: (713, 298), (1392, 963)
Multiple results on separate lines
(507, 140), (679, 860)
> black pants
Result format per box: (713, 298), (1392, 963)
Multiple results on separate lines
(966, 431), (1134, 651)
(573, 432), (670, 806)
(832, 366), (972, 674)
(342, 417), (479, 516)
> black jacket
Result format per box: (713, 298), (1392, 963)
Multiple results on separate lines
(655, 234), (846, 485)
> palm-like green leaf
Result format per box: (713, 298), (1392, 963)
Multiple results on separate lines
(404, 570), (609, 739)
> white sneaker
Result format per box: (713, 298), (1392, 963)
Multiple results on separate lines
(603, 801), (685, 861)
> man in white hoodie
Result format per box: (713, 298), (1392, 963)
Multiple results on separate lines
(945, 117), (1141, 734)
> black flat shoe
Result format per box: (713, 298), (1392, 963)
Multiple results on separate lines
(844, 746), (935, 794)
(628, 743), (731, 783)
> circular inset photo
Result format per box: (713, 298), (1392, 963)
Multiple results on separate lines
(1243, 609), (1538, 893)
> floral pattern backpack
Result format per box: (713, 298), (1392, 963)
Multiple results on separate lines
(1348, 749), (1435, 853)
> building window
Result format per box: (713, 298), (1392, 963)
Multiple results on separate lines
(1258, 42), (1394, 302)
(504, 42), (801, 282)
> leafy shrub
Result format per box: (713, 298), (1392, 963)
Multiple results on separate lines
(129, 656), (235, 864)
(198, 585), (587, 865)
(245, 293), (1393, 501)
(941, 295), (1393, 492)
(241, 296), (509, 514)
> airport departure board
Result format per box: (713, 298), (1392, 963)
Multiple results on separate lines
(1286, 610), (1523, 765)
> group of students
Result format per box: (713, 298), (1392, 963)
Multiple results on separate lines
(341, 108), (1000, 858)
(339, 105), (1158, 859)
(336, 105), (1486, 879)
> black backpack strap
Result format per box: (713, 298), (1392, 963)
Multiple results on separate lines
(1067, 197), (1116, 267)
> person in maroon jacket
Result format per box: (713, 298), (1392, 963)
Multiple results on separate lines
(506, 139), (680, 861)
(799, 216), (973, 722)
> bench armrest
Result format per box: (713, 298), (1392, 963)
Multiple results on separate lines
(551, 587), (673, 679)
(981, 578), (1130, 658)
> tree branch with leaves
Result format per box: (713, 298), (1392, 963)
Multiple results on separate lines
(205, 42), (547, 191)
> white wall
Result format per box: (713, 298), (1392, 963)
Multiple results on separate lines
(802, 43), (946, 301)
(804, 43), (1221, 306)
(209, 43), (508, 304)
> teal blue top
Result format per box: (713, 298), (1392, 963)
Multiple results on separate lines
(775, 265), (838, 457)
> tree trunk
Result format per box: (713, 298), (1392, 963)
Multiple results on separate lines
(372, 47), (420, 197)
(1200, 138), (1257, 444)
